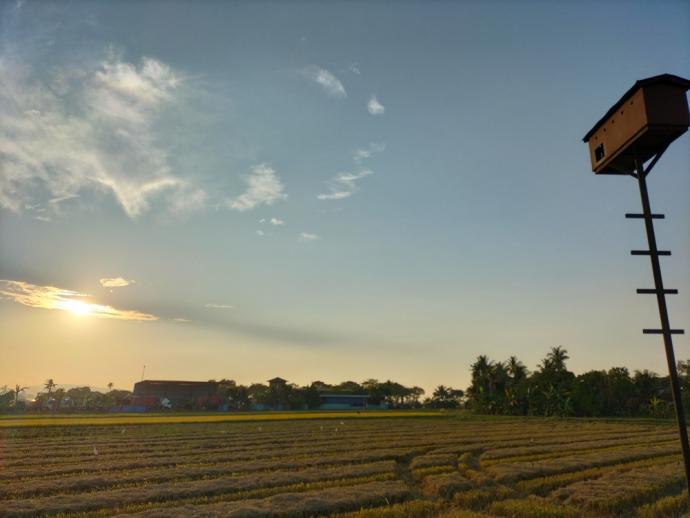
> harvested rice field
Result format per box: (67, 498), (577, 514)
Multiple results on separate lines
(1, 414), (689, 517)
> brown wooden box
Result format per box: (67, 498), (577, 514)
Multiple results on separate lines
(583, 74), (690, 174)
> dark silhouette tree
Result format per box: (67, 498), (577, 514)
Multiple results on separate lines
(44, 379), (56, 395)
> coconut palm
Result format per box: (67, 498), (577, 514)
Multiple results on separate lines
(44, 378), (56, 395)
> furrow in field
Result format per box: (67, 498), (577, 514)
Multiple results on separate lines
(486, 443), (680, 483)
(0, 460), (397, 516)
(479, 431), (676, 462)
(480, 438), (678, 467)
(113, 480), (411, 518)
(0, 459), (396, 500)
(551, 460), (686, 513)
(1, 421), (659, 454)
(514, 454), (680, 495)
(1, 444), (434, 482)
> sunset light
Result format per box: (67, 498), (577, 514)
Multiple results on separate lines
(0, 280), (157, 321)
(1, 2), (689, 515)
(56, 298), (93, 316)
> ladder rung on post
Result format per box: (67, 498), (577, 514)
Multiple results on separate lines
(631, 250), (671, 256)
(643, 329), (685, 335)
(637, 288), (678, 295)
(625, 213), (665, 219)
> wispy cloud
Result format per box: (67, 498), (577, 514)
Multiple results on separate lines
(256, 229), (265, 236)
(0, 280), (157, 321)
(99, 277), (131, 288)
(299, 232), (319, 242)
(0, 50), (206, 219)
(319, 142), (383, 200)
(270, 217), (285, 226)
(349, 64), (361, 75)
(367, 95), (385, 115)
(317, 170), (373, 200)
(228, 164), (287, 211)
(205, 303), (235, 309)
(353, 142), (386, 164)
(303, 66), (347, 98)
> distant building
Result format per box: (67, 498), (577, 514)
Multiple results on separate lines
(318, 393), (369, 410)
(267, 377), (288, 388)
(132, 380), (219, 410)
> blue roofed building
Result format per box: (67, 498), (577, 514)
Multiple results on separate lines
(318, 393), (369, 410)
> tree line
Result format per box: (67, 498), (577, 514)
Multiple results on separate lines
(0, 379), (133, 413)
(466, 346), (690, 418)
(215, 379), (463, 411)
(0, 378), (465, 412)
(3, 347), (688, 416)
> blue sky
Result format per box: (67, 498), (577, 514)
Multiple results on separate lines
(1, 1), (688, 393)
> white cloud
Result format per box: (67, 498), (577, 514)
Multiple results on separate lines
(270, 217), (285, 226)
(349, 64), (361, 75)
(205, 303), (235, 309)
(303, 66), (347, 98)
(0, 53), (206, 219)
(256, 229), (264, 236)
(99, 277), (131, 288)
(367, 95), (385, 115)
(228, 164), (287, 212)
(317, 169), (373, 201)
(299, 232), (319, 242)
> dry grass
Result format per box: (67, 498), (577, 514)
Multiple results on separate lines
(0, 410), (440, 428)
(488, 496), (582, 518)
(0, 415), (685, 517)
(122, 480), (411, 517)
(551, 460), (685, 513)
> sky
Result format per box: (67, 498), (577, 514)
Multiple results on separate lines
(1, 0), (689, 395)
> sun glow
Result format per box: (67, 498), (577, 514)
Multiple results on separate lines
(58, 299), (93, 316)
(0, 280), (158, 321)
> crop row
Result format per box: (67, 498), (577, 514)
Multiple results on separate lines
(0, 461), (397, 516)
(2, 418), (666, 454)
(486, 443), (680, 483)
(479, 430), (676, 462)
(119, 479), (411, 518)
(551, 460), (686, 512)
(0, 456), (400, 501)
(7, 425), (655, 482)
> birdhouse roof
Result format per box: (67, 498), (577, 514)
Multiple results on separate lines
(582, 74), (690, 142)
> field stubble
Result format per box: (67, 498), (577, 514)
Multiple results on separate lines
(0, 414), (687, 517)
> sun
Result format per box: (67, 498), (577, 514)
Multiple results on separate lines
(59, 299), (93, 316)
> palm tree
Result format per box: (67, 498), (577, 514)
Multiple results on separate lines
(507, 356), (528, 382)
(468, 355), (496, 412)
(107, 382), (114, 392)
(471, 355), (493, 380)
(542, 346), (569, 371)
(13, 384), (27, 405)
(44, 379), (56, 395)
(433, 385), (450, 400)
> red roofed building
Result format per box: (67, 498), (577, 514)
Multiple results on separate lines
(133, 380), (220, 410)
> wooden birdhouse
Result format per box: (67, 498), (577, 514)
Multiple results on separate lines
(583, 74), (690, 174)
